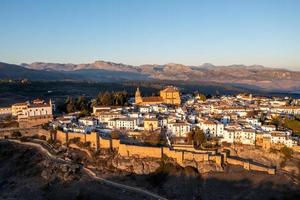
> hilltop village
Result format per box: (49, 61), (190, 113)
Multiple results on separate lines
(1, 86), (300, 178)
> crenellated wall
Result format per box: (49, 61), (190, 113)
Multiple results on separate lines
(40, 130), (277, 175)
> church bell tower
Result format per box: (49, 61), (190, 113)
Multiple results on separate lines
(135, 87), (143, 104)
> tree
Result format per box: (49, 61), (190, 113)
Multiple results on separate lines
(11, 131), (22, 138)
(280, 146), (293, 159)
(103, 91), (113, 106)
(193, 127), (206, 148)
(187, 132), (194, 144)
(270, 116), (282, 128)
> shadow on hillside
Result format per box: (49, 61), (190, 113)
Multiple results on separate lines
(105, 164), (300, 200)
(1, 140), (300, 200)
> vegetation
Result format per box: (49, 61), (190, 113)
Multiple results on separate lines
(11, 131), (22, 138)
(47, 138), (55, 144)
(68, 137), (81, 144)
(40, 135), (47, 141)
(270, 116), (283, 129)
(280, 146), (293, 159)
(193, 92), (206, 101)
(284, 118), (300, 136)
(188, 127), (206, 149)
(63, 96), (91, 115)
(0, 120), (19, 129)
(93, 91), (129, 106)
(269, 147), (278, 154)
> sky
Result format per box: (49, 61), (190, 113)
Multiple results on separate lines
(0, 0), (299, 69)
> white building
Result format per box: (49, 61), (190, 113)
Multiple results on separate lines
(167, 122), (191, 137)
(97, 112), (125, 123)
(261, 124), (276, 132)
(78, 117), (98, 126)
(139, 106), (152, 113)
(270, 131), (297, 147)
(18, 99), (53, 120)
(198, 119), (224, 138)
(108, 118), (138, 130)
(222, 128), (256, 145)
(0, 107), (12, 116)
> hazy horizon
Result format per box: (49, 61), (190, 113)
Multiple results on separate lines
(1, 0), (299, 69)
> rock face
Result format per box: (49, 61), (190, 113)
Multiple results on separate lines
(41, 160), (81, 182)
(111, 155), (161, 174)
(227, 146), (284, 168)
(183, 160), (224, 174)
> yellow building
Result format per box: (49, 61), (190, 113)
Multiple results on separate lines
(144, 118), (159, 131)
(135, 86), (181, 105)
(11, 102), (29, 116)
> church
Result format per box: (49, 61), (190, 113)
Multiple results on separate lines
(135, 86), (181, 105)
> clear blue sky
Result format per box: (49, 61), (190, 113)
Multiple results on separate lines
(0, 0), (299, 69)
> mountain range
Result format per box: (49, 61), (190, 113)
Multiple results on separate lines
(1, 60), (300, 92)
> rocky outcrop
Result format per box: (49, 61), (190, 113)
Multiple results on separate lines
(41, 159), (81, 182)
(111, 155), (161, 174)
(228, 145), (284, 168)
(183, 160), (224, 174)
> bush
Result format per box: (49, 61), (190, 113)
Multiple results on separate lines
(269, 147), (278, 154)
(40, 135), (47, 141)
(69, 137), (81, 144)
(280, 146), (293, 159)
(11, 131), (22, 138)
(47, 138), (55, 144)
(83, 141), (91, 148)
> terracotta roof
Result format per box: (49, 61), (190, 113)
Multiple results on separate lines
(161, 87), (179, 93)
(12, 102), (28, 106)
(29, 103), (50, 108)
(142, 96), (163, 102)
(144, 118), (158, 121)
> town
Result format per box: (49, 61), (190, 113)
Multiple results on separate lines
(1, 86), (300, 172)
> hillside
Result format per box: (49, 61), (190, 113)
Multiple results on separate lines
(21, 61), (300, 91)
(1, 60), (300, 92)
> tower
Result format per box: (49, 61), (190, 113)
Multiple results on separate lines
(135, 87), (143, 104)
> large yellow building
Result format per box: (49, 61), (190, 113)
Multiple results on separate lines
(135, 86), (181, 105)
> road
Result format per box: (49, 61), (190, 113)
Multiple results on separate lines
(7, 139), (168, 200)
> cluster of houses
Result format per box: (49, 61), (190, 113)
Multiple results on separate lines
(0, 99), (53, 120)
(1, 86), (300, 149)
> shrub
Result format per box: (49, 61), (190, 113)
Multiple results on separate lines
(47, 138), (55, 144)
(269, 147), (278, 154)
(11, 131), (22, 138)
(40, 135), (47, 141)
(69, 137), (81, 144)
(280, 146), (293, 159)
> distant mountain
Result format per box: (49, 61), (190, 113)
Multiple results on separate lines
(0, 62), (78, 80)
(1, 60), (300, 92)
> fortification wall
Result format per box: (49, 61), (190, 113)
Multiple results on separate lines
(18, 116), (52, 128)
(119, 144), (162, 158)
(99, 137), (111, 149)
(56, 130), (67, 143)
(67, 132), (86, 142)
(52, 131), (275, 174)
(85, 132), (98, 149)
(172, 144), (216, 154)
(162, 147), (183, 165)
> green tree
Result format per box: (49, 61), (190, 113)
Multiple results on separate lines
(193, 127), (206, 148)
(280, 146), (293, 159)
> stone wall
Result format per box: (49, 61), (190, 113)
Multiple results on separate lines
(45, 130), (277, 174)
(18, 116), (53, 128)
(226, 156), (275, 174)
